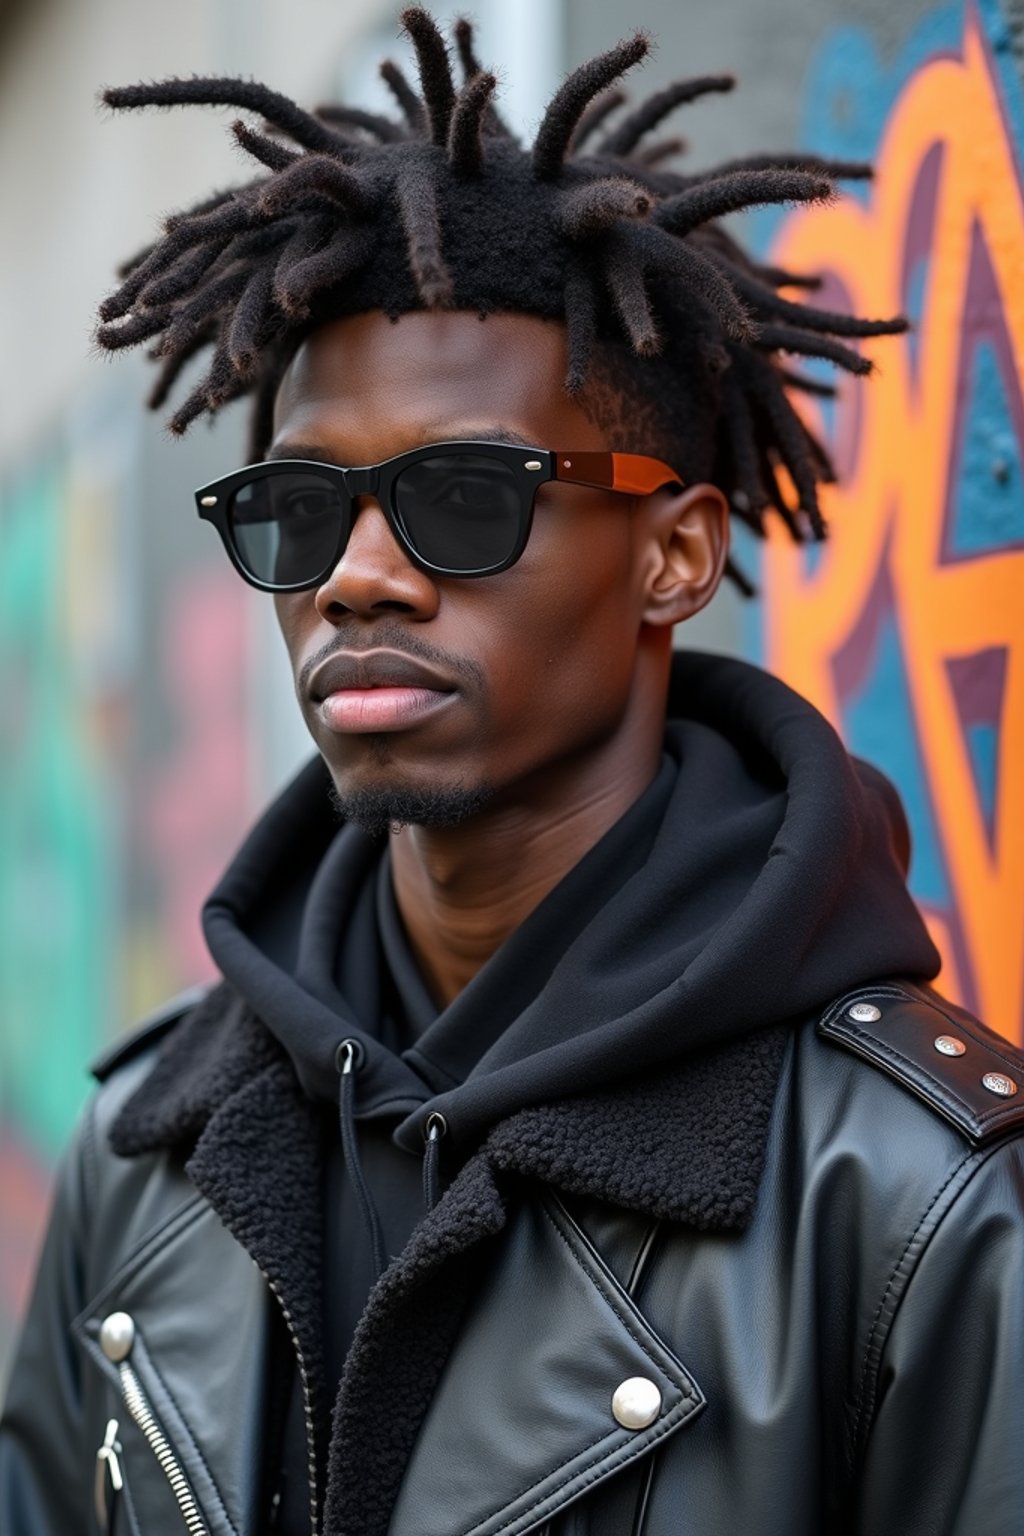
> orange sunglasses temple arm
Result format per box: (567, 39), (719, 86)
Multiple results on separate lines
(551, 450), (684, 495)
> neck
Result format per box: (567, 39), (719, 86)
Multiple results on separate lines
(389, 723), (664, 1009)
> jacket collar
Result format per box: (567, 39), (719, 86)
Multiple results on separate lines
(110, 980), (788, 1232)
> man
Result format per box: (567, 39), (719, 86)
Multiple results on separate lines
(3, 11), (1023, 1534)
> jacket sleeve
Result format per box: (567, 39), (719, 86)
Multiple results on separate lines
(0, 1097), (98, 1535)
(857, 1136), (1024, 1534)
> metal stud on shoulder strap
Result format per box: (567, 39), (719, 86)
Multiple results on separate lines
(820, 991), (1024, 1145)
(982, 1072), (1018, 1097)
(847, 1001), (882, 1024)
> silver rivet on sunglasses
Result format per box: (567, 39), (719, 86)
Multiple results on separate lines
(200, 495), (218, 506)
(524, 460), (542, 471)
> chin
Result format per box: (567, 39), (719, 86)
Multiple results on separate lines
(326, 769), (495, 836)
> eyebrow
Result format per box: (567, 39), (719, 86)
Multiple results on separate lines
(265, 425), (535, 465)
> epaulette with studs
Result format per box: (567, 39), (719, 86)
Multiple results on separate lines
(818, 982), (1024, 1147)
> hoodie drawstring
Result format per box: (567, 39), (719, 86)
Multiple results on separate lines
(336, 1040), (388, 1280)
(422, 1113), (448, 1213)
(335, 1041), (450, 1279)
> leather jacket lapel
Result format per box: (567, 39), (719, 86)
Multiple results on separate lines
(388, 1193), (705, 1536)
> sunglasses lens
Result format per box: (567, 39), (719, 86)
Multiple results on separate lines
(228, 472), (346, 587)
(394, 453), (524, 573)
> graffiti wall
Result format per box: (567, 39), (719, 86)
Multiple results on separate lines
(760, 0), (1024, 1045)
(4, 0), (1023, 1390)
(0, 386), (275, 1377)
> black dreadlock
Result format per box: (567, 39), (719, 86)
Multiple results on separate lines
(97, 8), (906, 590)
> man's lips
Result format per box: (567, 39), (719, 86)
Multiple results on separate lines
(308, 649), (458, 735)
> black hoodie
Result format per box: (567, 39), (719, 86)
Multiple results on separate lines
(201, 650), (939, 1522)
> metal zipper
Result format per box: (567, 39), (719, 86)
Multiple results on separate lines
(259, 1269), (321, 1536)
(115, 1360), (208, 1536)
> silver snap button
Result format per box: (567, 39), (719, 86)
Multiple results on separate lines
(612, 1377), (662, 1430)
(99, 1312), (135, 1363)
(934, 1036), (966, 1057)
(847, 1001), (881, 1024)
(982, 1072), (1018, 1097)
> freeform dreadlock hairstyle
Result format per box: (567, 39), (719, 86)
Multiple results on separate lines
(97, 9), (907, 592)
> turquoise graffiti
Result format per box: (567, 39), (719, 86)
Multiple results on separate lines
(0, 459), (115, 1157)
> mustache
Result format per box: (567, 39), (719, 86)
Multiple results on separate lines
(297, 619), (485, 698)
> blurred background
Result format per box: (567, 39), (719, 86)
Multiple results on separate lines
(2, 0), (1022, 1381)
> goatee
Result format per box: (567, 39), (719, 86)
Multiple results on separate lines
(328, 780), (494, 837)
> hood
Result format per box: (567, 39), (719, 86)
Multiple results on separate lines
(201, 650), (940, 1156)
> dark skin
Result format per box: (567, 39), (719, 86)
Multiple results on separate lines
(272, 310), (729, 1007)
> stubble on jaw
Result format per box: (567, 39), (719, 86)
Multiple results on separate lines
(327, 774), (494, 837)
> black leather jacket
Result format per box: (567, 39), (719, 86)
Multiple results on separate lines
(3, 979), (1024, 1535)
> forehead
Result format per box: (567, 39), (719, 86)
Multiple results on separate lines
(271, 309), (610, 459)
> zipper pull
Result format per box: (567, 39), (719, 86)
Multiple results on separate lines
(94, 1417), (124, 1534)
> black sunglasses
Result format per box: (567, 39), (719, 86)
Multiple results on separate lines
(195, 440), (683, 591)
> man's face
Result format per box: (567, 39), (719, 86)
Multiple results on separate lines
(271, 310), (709, 829)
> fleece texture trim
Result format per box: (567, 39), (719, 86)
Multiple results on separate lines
(109, 984), (787, 1231)
(485, 1021), (788, 1228)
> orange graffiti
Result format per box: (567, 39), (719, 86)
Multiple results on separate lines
(765, 9), (1024, 1042)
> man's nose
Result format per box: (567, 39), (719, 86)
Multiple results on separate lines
(313, 495), (440, 621)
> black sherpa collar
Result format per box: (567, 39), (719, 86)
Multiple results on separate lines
(110, 981), (788, 1232)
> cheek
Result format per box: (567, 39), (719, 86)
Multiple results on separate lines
(458, 509), (641, 744)
(273, 594), (315, 677)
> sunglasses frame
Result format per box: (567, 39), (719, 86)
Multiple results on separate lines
(194, 439), (684, 592)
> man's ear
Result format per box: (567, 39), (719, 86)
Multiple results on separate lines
(640, 482), (730, 628)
